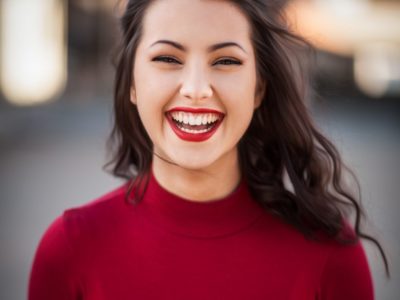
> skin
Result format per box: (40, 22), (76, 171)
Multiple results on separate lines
(131, 0), (265, 202)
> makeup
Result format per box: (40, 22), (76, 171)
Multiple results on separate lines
(166, 107), (224, 142)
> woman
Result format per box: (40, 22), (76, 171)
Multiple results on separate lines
(29, 0), (389, 299)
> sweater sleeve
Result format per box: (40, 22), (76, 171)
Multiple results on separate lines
(318, 240), (374, 300)
(28, 214), (82, 300)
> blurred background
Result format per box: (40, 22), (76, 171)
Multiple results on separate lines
(0, 0), (399, 299)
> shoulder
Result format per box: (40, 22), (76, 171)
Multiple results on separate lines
(36, 182), (130, 250)
(29, 213), (80, 298)
(316, 225), (374, 299)
(32, 214), (73, 267)
(64, 182), (130, 217)
(260, 213), (374, 299)
(29, 185), (131, 299)
(66, 182), (130, 215)
(61, 182), (131, 242)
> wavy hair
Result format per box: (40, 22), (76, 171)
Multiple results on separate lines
(105, 0), (390, 277)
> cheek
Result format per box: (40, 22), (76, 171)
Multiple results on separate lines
(215, 77), (257, 114)
(135, 71), (179, 107)
(216, 76), (257, 137)
(140, 73), (178, 92)
(213, 67), (257, 101)
(213, 72), (243, 89)
(134, 66), (177, 107)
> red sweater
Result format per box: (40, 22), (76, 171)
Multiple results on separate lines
(29, 172), (374, 299)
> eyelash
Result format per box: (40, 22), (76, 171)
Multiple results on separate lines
(152, 56), (242, 66)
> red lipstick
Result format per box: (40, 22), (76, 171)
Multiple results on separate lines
(167, 107), (224, 116)
(165, 107), (225, 142)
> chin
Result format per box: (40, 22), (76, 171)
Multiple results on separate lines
(169, 154), (218, 172)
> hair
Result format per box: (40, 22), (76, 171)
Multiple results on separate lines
(105, 0), (390, 277)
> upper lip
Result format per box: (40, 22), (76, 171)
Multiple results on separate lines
(166, 107), (225, 116)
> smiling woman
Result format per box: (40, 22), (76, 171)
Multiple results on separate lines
(129, 0), (263, 196)
(28, 0), (389, 299)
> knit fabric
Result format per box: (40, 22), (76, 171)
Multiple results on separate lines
(29, 172), (374, 299)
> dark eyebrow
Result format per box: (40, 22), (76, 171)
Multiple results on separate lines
(149, 40), (247, 53)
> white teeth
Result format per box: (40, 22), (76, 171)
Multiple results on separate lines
(178, 127), (210, 134)
(170, 111), (220, 125)
(195, 116), (202, 125)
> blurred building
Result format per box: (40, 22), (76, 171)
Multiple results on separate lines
(286, 0), (400, 98)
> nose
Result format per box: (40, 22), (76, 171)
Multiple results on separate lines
(179, 63), (213, 101)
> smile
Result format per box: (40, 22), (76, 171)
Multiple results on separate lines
(166, 107), (224, 142)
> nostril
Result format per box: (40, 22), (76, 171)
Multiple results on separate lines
(179, 83), (213, 100)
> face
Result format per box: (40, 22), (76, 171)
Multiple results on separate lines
(131, 0), (264, 172)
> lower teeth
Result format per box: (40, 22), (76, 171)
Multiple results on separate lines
(177, 125), (212, 134)
(175, 122), (215, 134)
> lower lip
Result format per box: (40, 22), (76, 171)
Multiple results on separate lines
(166, 114), (223, 142)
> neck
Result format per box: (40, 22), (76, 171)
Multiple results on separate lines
(151, 151), (241, 202)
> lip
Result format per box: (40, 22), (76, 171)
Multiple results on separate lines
(167, 106), (225, 117)
(165, 107), (224, 142)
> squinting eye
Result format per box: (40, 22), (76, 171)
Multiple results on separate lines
(152, 56), (241, 66)
(214, 59), (242, 66)
(152, 56), (181, 64)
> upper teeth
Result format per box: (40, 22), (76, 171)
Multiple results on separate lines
(170, 111), (220, 125)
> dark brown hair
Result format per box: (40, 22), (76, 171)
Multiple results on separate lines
(105, 0), (390, 277)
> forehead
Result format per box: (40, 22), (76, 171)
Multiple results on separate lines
(141, 0), (252, 49)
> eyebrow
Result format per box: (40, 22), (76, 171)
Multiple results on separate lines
(149, 40), (247, 53)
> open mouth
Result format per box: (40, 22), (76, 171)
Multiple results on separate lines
(172, 119), (218, 134)
(165, 109), (224, 142)
(168, 111), (222, 133)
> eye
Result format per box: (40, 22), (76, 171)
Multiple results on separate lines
(214, 58), (242, 66)
(152, 56), (181, 64)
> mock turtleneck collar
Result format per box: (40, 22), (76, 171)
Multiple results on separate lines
(139, 170), (264, 238)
